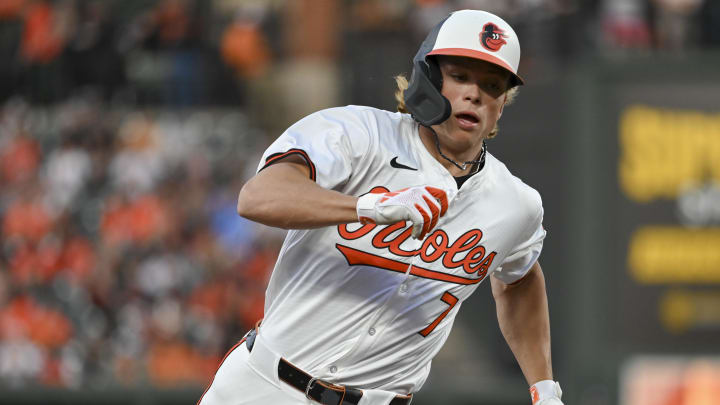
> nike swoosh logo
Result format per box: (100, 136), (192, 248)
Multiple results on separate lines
(390, 156), (418, 171)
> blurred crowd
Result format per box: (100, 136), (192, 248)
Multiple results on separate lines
(2, 0), (719, 107)
(1, 0), (720, 391)
(0, 95), (284, 388)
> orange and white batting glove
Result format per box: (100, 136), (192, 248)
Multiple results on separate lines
(529, 380), (563, 405)
(356, 186), (449, 239)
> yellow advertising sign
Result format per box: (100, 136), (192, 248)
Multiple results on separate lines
(660, 289), (720, 333)
(619, 106), (720, 203)
(628, 226), (720, 284)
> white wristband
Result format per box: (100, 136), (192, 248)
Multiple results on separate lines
(356, 193), (382, 224)
(530, 380), (562, 404)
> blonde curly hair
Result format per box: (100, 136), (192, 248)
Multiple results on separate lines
(394, 75), (519, 139)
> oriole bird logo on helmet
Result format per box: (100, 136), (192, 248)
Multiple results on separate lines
(480, 23), (507, 51)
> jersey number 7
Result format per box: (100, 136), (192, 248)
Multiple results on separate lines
(418, 291), (459, 337)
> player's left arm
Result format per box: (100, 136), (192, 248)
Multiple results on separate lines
(491, 261), (563, 404)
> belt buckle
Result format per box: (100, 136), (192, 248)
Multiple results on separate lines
(305, 377), (319, 400)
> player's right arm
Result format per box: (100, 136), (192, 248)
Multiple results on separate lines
(237, 155), (359, 229)
(237, 154), (448, 238)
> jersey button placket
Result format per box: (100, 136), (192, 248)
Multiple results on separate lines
(368, 327), (376, 336)
(329, 365), (337, 373)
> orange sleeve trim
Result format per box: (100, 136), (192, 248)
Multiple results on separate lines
(261, 149), (317, 181)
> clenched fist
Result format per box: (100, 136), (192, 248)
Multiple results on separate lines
(356, 186), (449, 239)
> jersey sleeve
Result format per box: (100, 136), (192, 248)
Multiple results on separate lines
(492, 203), (546, 284)
(257, 107), (373, 190)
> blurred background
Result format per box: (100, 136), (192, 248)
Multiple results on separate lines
(1, 0), (719, 404)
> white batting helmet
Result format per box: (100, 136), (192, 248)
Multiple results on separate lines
(404, 10), (523, 126)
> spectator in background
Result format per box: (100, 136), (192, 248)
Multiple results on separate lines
(19, 0), (74, 102)
(108, 113), (165, 196)
(0, 0), (26, 103)
(0, 132), (40, 186)
(650, 0), (703, 50)
(0, 293), (73, 386)
(42, 131), (92, 214)
(144, 0), (206, 105)
(220, 10), (272, 81)
(599, 0), (652, 50)
(64, 0), (125, 101)
(19, 0), (66, 65)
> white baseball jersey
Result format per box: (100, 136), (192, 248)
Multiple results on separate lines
(255, 105), (546, 394)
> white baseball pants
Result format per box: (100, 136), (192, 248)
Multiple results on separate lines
(197, 332), (402, 405)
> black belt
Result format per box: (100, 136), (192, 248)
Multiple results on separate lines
(245, 329), (412, 405)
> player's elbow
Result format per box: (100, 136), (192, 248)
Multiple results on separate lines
(237, 175), (296, 228)
(237, 180), (260, 219)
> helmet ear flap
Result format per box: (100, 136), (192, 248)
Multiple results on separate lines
(404, 59), (451, 127)
(403, 15), (451, 127)
(426, 56), (443, 89)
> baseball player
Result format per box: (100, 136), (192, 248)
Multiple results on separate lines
(199, 9), (563, 405)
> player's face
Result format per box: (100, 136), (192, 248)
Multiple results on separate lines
(433, 56), (510, 152)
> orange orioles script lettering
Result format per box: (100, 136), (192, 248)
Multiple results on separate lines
(336, 187), (496, 285)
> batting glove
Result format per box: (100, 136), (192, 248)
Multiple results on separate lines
(530, 380), (563, 405)
(356, 186), (449, 239)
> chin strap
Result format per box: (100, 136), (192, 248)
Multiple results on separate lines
(429, 127), (486, 174)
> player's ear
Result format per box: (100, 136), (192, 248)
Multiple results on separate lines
(498, 92), (508, 118)
(497, 75), (514, 118)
